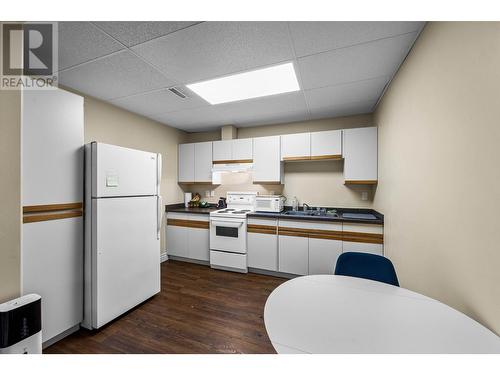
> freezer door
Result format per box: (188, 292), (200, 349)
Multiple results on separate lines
(92, 143), (159, 197)
(92, 196), (160, 328)
(22, 217), (83, 342)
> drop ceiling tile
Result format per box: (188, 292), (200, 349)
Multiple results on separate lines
(151, 106), (234, 131)
(59, 50), (175, 100)
(93, 21), (200, 47)
(298, 32), (418, 90)
(132, 21), (294, 83)
(289, 21), (424, 57)
(58, 22), (124, 70)
(218, 91), (307, 122)
(110, 87), (209, 117)
(305, 76), (388, 112)
(308, 100), (376, 120)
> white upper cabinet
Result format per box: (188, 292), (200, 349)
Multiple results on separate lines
(281, 132), (311, 161)
(311, 130), (342, 160)
(232, 138), (253, 161)
(343, 127), (378, 184)
(253, 136), (283, 184)
(179, 142), (213, 183)
(178, 143), (195, 183)
(213, 140), (232, 162)
(213, 138), (253, 162)
(194, 142), (213, 183)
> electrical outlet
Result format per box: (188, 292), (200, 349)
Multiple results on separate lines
(210, 190), (215, 197)
(361, 191), (368, 201)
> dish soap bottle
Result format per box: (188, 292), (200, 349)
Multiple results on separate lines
(291, 196), (299, 211)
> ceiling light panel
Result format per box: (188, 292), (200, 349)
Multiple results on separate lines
(186, 62), (300, 105)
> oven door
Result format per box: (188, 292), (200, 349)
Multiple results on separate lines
(210, 218), (246, 254)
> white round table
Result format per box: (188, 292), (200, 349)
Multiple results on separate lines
(264, 275), (500, 354)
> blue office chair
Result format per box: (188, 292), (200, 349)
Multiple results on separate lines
(334, 252), (399, 287)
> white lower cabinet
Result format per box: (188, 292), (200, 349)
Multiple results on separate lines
(342, 241), (383, 256)
(188, 226), (210, 261)
(342, 222), (384, 256)
(308, 238), (343, 275)
(166, 224), (188, 257)
(166, 213), (209, 260)
(279, 235), (309, 275)
(247, 218), (278, 271)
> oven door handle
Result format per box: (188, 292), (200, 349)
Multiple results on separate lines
(211, 220), (243, 228)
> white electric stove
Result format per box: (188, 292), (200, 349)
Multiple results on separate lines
(209, 192), (257, 273)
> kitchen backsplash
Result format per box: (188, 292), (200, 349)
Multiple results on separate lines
(181, 161), (374, 208)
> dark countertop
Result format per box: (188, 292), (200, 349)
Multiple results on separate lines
(166, 203), (383, 224)
(165, 203), (218, 215)
(248, 207), (384, 225)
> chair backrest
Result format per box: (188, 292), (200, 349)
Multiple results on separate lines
(334, 252), (399, 287)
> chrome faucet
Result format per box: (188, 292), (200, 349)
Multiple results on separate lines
(303, 203), (311, 212)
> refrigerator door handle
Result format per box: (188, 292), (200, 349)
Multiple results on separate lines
(156, 153), (162, 196)
(157, 195), (162, 240)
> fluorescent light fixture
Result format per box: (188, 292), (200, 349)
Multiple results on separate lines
(186, 62), (300, 105)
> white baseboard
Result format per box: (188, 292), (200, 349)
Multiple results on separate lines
(160, 252), (169, 263)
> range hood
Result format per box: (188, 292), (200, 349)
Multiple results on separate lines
(212, 162), (253, 173)
(211, 162), (253, 184)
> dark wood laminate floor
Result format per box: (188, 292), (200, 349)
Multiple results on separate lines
(44, 260), (286, 354)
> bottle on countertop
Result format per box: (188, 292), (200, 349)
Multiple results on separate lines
(291, 196), (299, 211)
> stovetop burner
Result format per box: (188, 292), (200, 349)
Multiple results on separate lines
(212, 208), (254, 216)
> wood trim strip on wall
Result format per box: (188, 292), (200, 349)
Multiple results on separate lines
(23, 210), (82, 223)
(310, 154), (342, 161)
(178, 181), (195, 184)
(212, 159), (253, 164)
(167, 218), (209, 229)
(23, 202), (83, 213)
(247, 224), (277, 235)
(344, 180), (378, 185)
(282, 156), (311, 161)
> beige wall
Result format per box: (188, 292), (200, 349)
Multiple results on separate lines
(185, 114), (375, 207)
(0, 90), (21, 303)
(374, 22), (500, 334)
(82, 95), (187, 252)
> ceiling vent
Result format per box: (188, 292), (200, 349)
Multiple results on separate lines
(168, 87), (188, 99)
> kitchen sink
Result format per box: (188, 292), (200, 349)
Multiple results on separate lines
(283, 210), (339, 218)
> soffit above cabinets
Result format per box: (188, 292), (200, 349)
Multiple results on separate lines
(58, 21), (425, 131)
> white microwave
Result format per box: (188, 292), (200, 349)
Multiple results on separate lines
(255, 196), (285, 213)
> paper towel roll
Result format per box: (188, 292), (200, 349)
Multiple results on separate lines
(184, 192), (192, 208)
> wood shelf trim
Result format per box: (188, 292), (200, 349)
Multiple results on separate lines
(23, 202), (83, 213)
(252, 181), (282, 185)
(167, 218), (209, 229)
(344, 180), (378, 185)
(23, 210), (82, 223)
(282, 156), (311, 162)
(248, 224), (277, 235)
(213, 159), (253, 164)
(310, 154), (342, 161)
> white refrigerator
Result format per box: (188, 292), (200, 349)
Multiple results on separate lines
(83, 142), (162, 329)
